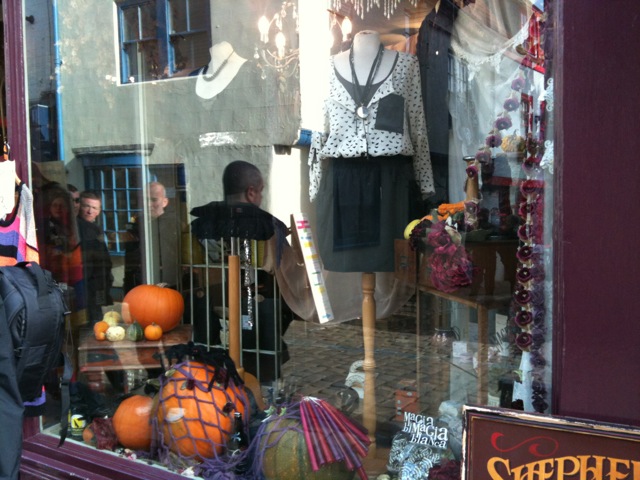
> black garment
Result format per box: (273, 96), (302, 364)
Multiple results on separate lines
(77, 217), (113, 323)
(417, 0), (460, 205)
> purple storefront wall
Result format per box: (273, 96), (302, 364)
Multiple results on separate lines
(3, 0), (640, 477)
(553, 1), (640, 425)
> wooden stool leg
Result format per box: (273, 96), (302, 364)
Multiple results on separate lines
(362, 272), (377, 455)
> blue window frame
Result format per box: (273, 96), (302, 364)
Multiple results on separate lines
(117, 0), (211, 83)
(83, 156), (143, 255)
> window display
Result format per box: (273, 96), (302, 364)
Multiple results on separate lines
(13, 0), (554, 478)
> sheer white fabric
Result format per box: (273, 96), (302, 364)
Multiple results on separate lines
(447, 0), (533, 202)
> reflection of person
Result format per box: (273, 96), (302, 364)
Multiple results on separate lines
(219, 161), (301, 383)
(194, 41), (248, 100)
(309, 30), (434, 272)
(123, 181), (179, 293)
(40, 184), (82, 286)
(77, 191), (113, 323)
(67, 183), (81, 217)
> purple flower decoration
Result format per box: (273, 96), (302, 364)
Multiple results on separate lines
(516, 266), (532, 283)
(516, 332), (533, 351)
(485, 133), (503, 148)
(475, 148), (492, 163)
(522, 156), (540, 174)
(517, 245), (533, 262)
(515, 288), (532, 306)
(520, 179), (540, 196)
(494, 115), (513, 131)
(517, 224), (531, 242)
(464, 200), (479, 215)
(503, 96), (520, 112)
(429, 460), (462, 480)
(515, 310), (533, 329)
(466, 164), (479, 178)
(511, 76), (526, 91)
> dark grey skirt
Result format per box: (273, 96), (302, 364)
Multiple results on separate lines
(316, 155), (419, 272)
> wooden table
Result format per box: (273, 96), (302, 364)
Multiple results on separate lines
(78, 324), (192, 392)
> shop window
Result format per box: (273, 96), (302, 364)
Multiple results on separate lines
(117, 0), (211, 83)
(19, 0), (555, 478)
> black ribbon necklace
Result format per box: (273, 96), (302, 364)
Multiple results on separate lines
(349, 42), (384, 119)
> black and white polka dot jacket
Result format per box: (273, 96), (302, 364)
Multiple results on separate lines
(308, 52), (434, 202)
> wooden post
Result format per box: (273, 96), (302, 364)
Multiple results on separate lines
(228, 253), (244, 379)
(362, 272), (377, 455)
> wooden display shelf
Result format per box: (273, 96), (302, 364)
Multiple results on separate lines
(78, 324), (192, 392)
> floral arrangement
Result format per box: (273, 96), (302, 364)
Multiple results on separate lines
(409, 219), (476, 294)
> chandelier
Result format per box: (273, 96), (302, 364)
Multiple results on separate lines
(254, 1), (300, 84)
(330, 0), (419, 19)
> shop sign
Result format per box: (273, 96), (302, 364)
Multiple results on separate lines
(462, 406), (640, 480)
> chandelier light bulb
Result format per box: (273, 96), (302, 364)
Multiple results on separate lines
(275, 31), (286, 58)
(258, 15), (270, 43)
(341, 17), (352, 41)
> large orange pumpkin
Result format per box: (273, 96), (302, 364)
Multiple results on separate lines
(112, 395), (154, 450)
(121, 284), (184, 332)
(156, 361), (248, 461)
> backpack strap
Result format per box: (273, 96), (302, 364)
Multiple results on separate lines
(57, 353), (73, 446)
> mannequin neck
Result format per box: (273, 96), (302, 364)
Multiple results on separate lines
(352, 30), (382, 63)
(208, 41), (235, 69)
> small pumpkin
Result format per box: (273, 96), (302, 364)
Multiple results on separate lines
(501, 133), (525, 153)
(82, 424), (96, 447)
(156, 361), (248, 460)
(106, 325), (126, 342)
(93, 320), (110, 340)
(122, 284), (184, 332)
(102, 311), (122, 327)
(144, 323), (163, 341)
(126, 321), (144, 342)
(259, 417), (355, 480)
(112, 395), (154, 450)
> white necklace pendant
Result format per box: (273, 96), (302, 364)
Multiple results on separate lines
(356, 105), (369, 119)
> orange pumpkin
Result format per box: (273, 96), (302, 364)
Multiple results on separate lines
(144, 322), (163, 341)
(93, 320), (110, 340)
(121, 284), (184, 332)
(112, 395), (154, 450)
(156, 361), (248, 460)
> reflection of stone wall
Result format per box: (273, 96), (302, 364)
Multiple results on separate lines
(57, 0), (300, 174)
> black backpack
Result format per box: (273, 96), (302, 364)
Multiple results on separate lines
(0, 261), (72, 443)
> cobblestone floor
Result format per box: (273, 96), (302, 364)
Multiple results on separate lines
(280, 314), (479, 447)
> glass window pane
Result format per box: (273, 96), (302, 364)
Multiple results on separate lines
(122, 6), (140, 41)
(22, 1), (554, 478)
(170, 0), (187, 32)
(189, 0), (208, 31)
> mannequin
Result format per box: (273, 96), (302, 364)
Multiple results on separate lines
(309, 29), (434, 454)
(309, 29), (433, 273)
(195, 41), (248, 100)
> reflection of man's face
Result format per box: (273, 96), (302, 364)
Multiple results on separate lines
(79, 197), (101, 223)
(70, 191), (80, 216)
(148, 184), (169, 219)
